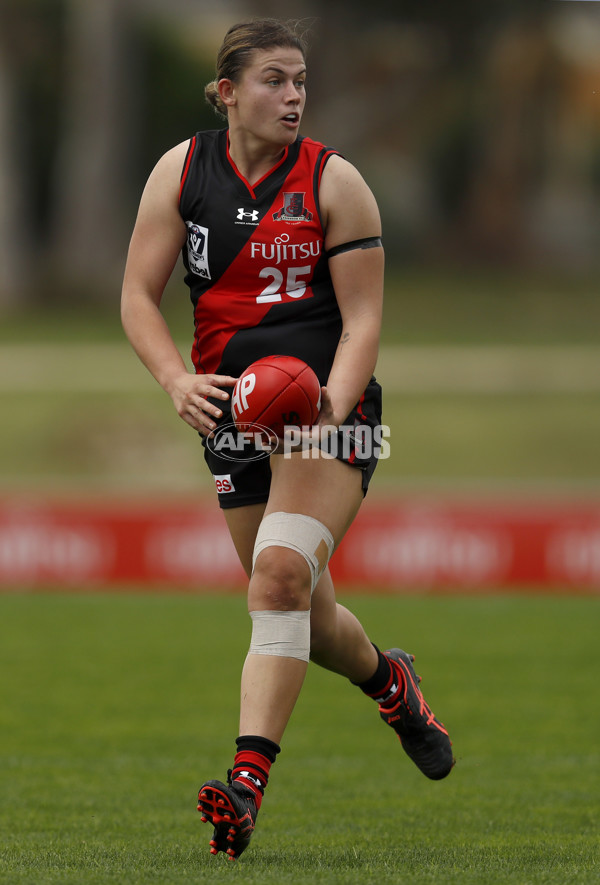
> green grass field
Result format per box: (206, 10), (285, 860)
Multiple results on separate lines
(1, 593), (598, 884)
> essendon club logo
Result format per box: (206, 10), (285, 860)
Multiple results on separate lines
(273, 192), (313, 223)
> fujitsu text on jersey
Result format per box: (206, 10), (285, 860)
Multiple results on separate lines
(250, 238), (321, 265)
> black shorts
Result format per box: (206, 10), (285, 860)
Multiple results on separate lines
(202, 377), (383, 509)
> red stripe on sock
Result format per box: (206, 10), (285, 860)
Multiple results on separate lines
(232, 750), (274, 808)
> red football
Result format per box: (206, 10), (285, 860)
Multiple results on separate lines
(231, 355), (322, 437)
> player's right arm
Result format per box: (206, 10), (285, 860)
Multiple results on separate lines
(121, 142), (236, 434)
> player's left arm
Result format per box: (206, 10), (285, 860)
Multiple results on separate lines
(318, 154), (384, 426)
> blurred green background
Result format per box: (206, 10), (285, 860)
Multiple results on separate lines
(0, 0), (599, 498)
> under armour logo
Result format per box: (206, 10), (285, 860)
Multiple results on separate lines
(237, 208), (259, 222)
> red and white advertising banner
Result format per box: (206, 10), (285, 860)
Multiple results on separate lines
(0, 497), (599, 593)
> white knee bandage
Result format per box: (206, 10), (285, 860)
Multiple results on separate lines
(252, 511), (335, 593)
(249, 609), (311, 661)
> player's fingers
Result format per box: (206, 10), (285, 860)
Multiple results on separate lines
(204, 385), (231, 401)
(207, 374), (238, 388)
(188, 406), (217, 435)
(192, 375), (237, 400)
(197, 403), (223, 430)
(192, 396), (225, 423)
(175, 396), (218, 432)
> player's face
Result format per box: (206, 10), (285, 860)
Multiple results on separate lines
(229, 48), (307, 147)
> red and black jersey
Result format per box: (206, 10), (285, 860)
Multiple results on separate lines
(178, 129), (342, 384)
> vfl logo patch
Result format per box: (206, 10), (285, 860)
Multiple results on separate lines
(185, 222), (210, 279)
(273, 192), (313, 223)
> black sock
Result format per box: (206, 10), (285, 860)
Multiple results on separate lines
(354, 644), (402, 705)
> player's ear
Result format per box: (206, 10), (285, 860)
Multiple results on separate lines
(218, 78), (237, 109)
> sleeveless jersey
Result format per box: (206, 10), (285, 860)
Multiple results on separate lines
(178, 129), (342, 385)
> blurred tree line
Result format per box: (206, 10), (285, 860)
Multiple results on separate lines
(0, 0), (599, 307)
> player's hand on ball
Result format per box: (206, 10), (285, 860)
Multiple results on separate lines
(281, 387), (335, 452)
(168, 372), (237, 434)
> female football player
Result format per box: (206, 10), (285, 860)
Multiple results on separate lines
(121, 17), (453, 860)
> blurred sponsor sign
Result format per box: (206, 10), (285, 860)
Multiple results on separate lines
(340, 501), (600, 591)
(0, 497), (599, 592)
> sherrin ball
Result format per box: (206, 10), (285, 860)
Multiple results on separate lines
(231, 355), (322, 438)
